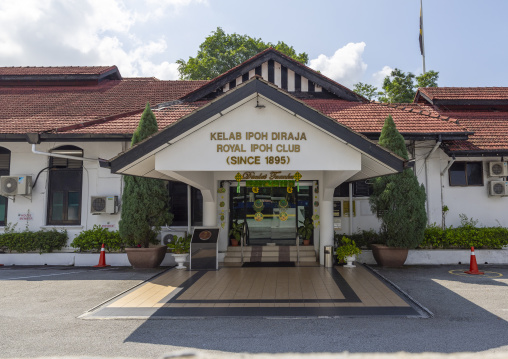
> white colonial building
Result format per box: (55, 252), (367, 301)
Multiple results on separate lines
(0, 49), (506, 265)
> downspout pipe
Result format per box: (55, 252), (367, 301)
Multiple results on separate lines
(31, 144), (97, 162)
(440, 155), (456, 229)
(441, 155), (456, 176)
(424, 136), (442, 225)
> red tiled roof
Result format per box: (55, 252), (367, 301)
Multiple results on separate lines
(0, 66), (118, 76)
(418, 87), (508, 101)
(302, 99), (467, 135)
(63, 97), (468, 138)
(0, 79), (208, 133)
(63, 102), (208, 134)
(440, 112), (508, 152)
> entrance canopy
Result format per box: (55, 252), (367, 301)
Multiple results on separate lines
(107, 78), (404, 185)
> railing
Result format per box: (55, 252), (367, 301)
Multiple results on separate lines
(241, 221), (249, 264)
(296, 233), (300, 264)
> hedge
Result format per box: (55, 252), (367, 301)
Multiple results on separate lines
(70, 224), (125, 252)
(421, 224), (508, 249)
(0, 228), (68, 253)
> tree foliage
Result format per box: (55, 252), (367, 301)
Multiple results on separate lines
(369, 116), (427, 248)
(177, 27), (309, 80)
(119, 103), (173, 248)
(353, 82), (380, 101)
(353, 69), (439, 103)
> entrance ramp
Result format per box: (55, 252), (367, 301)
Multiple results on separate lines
(80, 265), (428, 319)
(223, 245), (316, 263)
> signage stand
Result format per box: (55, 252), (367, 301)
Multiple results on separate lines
(189, 227), (220, 270)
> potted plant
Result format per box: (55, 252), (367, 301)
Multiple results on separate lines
(297, 217), (314, 245)
(335, 236), (362, 268)
(120, 103), (174, 269)
(369, 116), (427, 267)
(167, 234), (191, 269)
(228, 220), (244, 246)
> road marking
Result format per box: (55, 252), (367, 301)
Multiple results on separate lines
(448, 269), (503, 278)
(3, 271), (86, 280)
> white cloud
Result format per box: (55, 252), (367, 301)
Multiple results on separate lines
(372, 65), (393, 89)
(309, 42), (368, 89)
(0, 0), (201, 79)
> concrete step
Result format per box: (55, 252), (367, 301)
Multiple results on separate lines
(225, 250), (316, 258)
(223, 255), (317, 263)
(227, 246), (316, 252)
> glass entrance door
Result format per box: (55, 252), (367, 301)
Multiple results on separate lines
(230, 184), (313, 245)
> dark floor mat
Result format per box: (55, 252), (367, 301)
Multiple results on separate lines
(242, 262), (295, 267)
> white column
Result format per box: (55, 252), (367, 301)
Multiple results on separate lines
(203, 201), (216, 227)
(319, 199), (334, 265)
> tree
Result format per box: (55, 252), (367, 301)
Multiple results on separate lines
(415, 70), (439, 88)
(353, 82), (380, 101)
(354, 69), (439, 103)
(119, 103), (173, 248)
(369, 115), (427, 248)
(379, 68), (416, 103)
(177, 27), (308, 80)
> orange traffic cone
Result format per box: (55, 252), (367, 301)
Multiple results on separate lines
(93, 243), (110, 267)
(465, 246), (484, 275)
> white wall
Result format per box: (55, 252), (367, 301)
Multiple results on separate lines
(416, 142), (508, 228)
(1, 141), (125, 245)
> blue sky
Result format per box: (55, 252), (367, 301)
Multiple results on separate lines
(1, 0), (506, 89)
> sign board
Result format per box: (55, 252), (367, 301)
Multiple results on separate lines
(190, 227), (220, 270)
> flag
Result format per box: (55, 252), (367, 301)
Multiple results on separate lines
(419, 6), (424, 55)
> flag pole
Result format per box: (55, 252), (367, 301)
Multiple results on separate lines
(420, 0), (426, 74)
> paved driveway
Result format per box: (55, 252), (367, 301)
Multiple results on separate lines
(0, 265), (507, 358)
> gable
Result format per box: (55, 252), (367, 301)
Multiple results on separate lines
(182, 48), (366, 103)
(108, 78), (404, 181)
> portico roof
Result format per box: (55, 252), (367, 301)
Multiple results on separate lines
(106, 77), (405, 182)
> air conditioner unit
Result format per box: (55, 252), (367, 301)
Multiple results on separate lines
(159, 230), (186, 246)
(90, 196), (118, 214)
(0, 176), (32, 196)
(489, 181), (508, 196)
(489, 162), (508, 177)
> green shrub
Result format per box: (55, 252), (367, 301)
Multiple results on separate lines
(421, 216), (508, 249)
(336, 229), (383, 249)
(70, 225), (124, 252)
(335, 236), (362, 262)
(0, 225), (67, 254)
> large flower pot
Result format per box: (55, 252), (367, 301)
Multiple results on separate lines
(371, 244), (408, 267)
(171, 253), (189, 269)
(125, 246), (167, 269)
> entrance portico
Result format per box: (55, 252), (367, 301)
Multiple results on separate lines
(107, 78), (404, 264)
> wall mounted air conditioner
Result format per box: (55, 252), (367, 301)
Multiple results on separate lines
(489, 162), (508, 177)
(0, 176), (32, 196)
(159, 230), (186, 246)
(90, 196), (118, 214)
(489, 181), (508, 196)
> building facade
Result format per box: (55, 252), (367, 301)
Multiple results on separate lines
(1, 49), (507, 264)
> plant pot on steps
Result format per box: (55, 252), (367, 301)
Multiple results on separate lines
(125, 245), (167, 269)
(371, 244), (408, 267)
(171, 253), (189, 269)
(344, 255), (356, 268)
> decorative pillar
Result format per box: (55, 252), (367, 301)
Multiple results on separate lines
(319, 199), (334, 265)
(203, 200), (216, 227)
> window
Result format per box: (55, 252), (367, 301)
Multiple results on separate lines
(0, 147), (11, 226)
(167, 181), (203, 226)
(334, 180), (374, 197)
(449, 162), (483, 186)
(47, 146), (83, 225)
